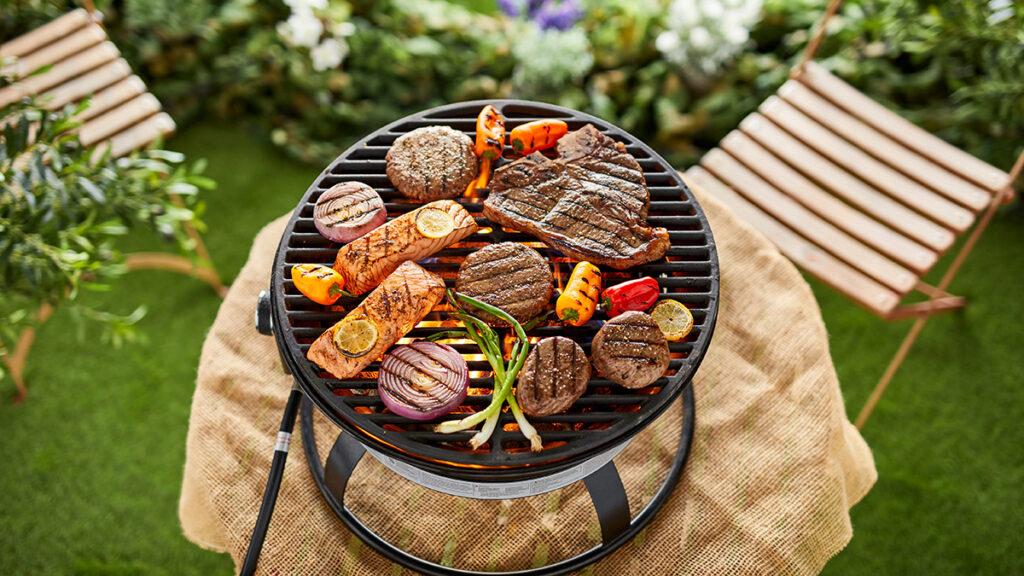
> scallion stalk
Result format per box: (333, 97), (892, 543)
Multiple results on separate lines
(434, 292), (541, 450)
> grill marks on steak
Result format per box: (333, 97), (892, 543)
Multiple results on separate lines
(485, 124), (670, 269)
(455, 242), (552, 325)
(516, 336), (591, 417)
(590, 311), (669, 389)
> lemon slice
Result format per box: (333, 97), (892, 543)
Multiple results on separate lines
(415, 207), (454, 239)
(333, 316), (379, 358)
(650, 300), (693, 342)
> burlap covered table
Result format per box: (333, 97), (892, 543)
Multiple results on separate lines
(179, 188), (876, 575)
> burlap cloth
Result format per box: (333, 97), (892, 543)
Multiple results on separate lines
(179, 188), (876, 575)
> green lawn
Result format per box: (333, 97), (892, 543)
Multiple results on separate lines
(0, 121), (1021, 575)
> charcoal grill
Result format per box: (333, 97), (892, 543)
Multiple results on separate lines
(243, 100), (719, 575)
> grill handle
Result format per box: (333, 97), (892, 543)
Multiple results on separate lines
(240, 386), (302, 575)
(256, 289), (273, 335)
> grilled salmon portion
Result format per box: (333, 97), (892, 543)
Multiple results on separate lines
(333, 199), (478, 295)
(307, 261), (446, 380)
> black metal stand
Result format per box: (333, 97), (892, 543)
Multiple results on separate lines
(299, 383), (696, 576)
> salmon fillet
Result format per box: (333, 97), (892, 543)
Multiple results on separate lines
(307, 261), (446, 380)
(333, 199), (478, 295)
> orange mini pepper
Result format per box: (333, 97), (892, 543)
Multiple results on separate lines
(509, 119), (568, 155)
(291, 264), (347, 305)
(474, 105), (505, 161)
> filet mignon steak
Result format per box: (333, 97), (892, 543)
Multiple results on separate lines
(386, 126), (478, 200)
(516, 336), (591, 417)
(591, 311), (669, 389)
(455, 242), (552, 326)
(484, 124), (670, 269)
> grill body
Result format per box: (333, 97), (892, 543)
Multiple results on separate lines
(270, 100), (719, 482)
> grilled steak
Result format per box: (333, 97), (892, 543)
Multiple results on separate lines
(333, 199), (478, 295)
(307, 261), (446, 380)
(484, 124), (670, 269)
(590, 311), (668, 389)
(516, 336), (590, 417)
(386, 126), (478, 200)
(455, 242), (552, 325)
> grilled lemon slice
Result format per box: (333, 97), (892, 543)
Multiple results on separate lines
(650, 300), (693, 342)
(333, 316), (379, 358)
(415, 207), (455, 239)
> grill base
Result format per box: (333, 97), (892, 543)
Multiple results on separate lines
(299, 384), (695, 575)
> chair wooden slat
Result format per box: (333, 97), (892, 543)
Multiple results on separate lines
(760, 96), (975, 232)
(780, 81), (991, 211)
(0, 9), (91, 59)
(685, 167), (900, 316)
(40, 59), (133, 110)
(0, 41), (119, 108)
(720, 131), (937, 274)
(740, 113), (955, 252)
(91, 112), (175, 162)
(702, 148), (917, 294)
(800, 61), (1009, 192)
(76, 76), (146, 122)
(80, 94), (161, 146)
(1, 24), (105, 79)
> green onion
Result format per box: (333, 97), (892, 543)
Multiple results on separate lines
(434, 291), (542, 451)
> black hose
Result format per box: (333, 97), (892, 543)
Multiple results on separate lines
(239, 386), (303, 576)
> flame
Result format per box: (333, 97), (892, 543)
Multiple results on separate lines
(553, 262), (566, 292)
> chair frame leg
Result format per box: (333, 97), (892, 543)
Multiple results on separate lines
(855, 189), (1009, 429)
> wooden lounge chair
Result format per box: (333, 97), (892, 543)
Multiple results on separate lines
(1, 4), (225, 402)
(682, 0), (1023, 429)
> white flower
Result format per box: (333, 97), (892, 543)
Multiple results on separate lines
(332, 21), (357, 37)
(310, 38), (348, 71)
(655, 31), (681, 53)
(277, 11), (324, 48)
(689, 26), (712, 49)
(701, 0), (723, 19)
(512, 26), (594, 94)
(284, 0), (327, 12)
(658, 0), (762, 77)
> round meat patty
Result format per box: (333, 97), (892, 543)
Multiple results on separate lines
(516, 336), (590, 417)
(456, 242), (552, 326)
(590, 311), (669, 389)
(386, 126), (478, 201)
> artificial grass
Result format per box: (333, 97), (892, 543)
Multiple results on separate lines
(0, 121), (1021, 574)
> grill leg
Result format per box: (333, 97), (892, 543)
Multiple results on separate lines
(583, 461), (631, 544)
(324, 425), (367, 505)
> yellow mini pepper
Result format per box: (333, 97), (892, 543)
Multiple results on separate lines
(556, 261), (602, 326)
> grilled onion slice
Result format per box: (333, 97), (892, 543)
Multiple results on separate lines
(314, 181), (386, 243)
(378, 342), (469, 421)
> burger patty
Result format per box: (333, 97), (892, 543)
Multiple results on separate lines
(516, 336), (590, 417)
(386, 126), (478, 201)
(455, 242), (552, 325)
(590, 311), (669, 389)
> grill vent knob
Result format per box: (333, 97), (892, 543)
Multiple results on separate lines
(256, 290), (273, 335)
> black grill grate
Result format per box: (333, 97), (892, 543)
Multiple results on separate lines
(271, 100), (719, 482)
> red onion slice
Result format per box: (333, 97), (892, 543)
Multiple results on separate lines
(314, 181), (387, 243)
(378, 342), (469, 421)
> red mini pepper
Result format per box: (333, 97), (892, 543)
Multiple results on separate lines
(601, 277), (660, 317)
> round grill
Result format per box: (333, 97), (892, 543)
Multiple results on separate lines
(270, 100), (719, 482)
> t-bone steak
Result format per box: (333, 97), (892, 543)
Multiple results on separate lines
(484, 124), (670, 269)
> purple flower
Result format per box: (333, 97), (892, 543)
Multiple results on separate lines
(501, 0), (582, 31)
(532, 0), (583, 31)
(498, 0), (525, 17)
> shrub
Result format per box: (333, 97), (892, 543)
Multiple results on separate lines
(0, 90), (213, 377)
